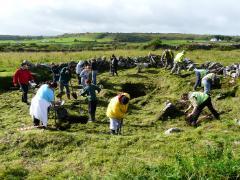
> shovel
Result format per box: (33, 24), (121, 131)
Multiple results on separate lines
(70, 80), (78, 100)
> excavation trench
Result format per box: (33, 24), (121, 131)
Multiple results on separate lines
(121, 83), (150, 99)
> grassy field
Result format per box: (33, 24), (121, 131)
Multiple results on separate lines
(1, 33), (238, 53)
(0, 49), (240, 179)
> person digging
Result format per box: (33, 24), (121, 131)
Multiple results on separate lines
(106, 93), (130, 135)
(171, 50), (186, 75)
(80, 79), (101, 122)
(30, 82), (58, 129)
(182, 92), (220, 126)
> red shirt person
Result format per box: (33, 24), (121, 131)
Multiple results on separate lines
(13, 62), (34, 104)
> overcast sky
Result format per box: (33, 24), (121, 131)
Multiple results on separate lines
(0, 0), (238, 36)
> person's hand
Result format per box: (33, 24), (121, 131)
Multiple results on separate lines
(187, 113), (193, 118)
(14, 83), (17, 87)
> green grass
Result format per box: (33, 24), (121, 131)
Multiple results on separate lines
(0, 50), (240, 178)
(0, 60), (240, 179)
(0, 49), (240, 69)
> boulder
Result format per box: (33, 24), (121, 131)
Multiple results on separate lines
(164, 127), (183, 135)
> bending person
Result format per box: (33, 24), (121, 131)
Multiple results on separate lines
(30, 82), (57, 128)
(201, 72), (217, 94)
(171, 50), (185, 75)
(183, 92), (220, 126)
(106, 93), (130, 135)
(193, 68), (208, 90)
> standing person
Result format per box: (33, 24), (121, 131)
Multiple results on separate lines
(30, 82), (57, 128)
(148, 52), (156, 66)
(111, 54), (118, 76)
(80, 65), (91, 88)
(161, 49), (174, 69)
(183, 92), (220, 126)
(13, 62), (34, 105)
(91, 59), (98, 85)
(106, 93), (130, 135)
(76, 60), (85, 86)
(171, 50), (186, 75)
(80, 79), (101, 122)
(51, 63), (60, 83)
(201, 72), (217, 94)
(193, 68), (209, 90)
(59, 65), (72, 99)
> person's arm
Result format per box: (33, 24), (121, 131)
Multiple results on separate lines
(47, 89), (55, 105)
(188, 106), (198, 116)
(13, 70), (20, 86)
(80, 87), (87, 96)
(76, 64), (80, 74)
(185, 96), (197, 113)
(184, 104), (193, 113)
(28, 70), (34, 81)
(161, 51), (165, 61)
(80, 69), (85, 77)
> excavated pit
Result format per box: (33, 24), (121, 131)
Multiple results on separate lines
(121, 83), (148, 99)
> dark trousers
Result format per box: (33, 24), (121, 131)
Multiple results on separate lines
(111, 66), (118, 76)
(53, 75), (60, 83)
(165, 58), (173, 69)
(20, 84), (28, 103)
(59, 83), (70, 95)
(33, 117), (40, 126)
(88, 100), (97, 121)
(192, 97), (219, 123)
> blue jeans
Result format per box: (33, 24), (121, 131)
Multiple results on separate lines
(202, 79), (211, 94)
(194, 71), (201, 90)
(92, 70), (97, 85)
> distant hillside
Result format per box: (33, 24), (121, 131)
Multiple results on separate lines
(1, 33), (240, 52)
(0, 35), (44, 41)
